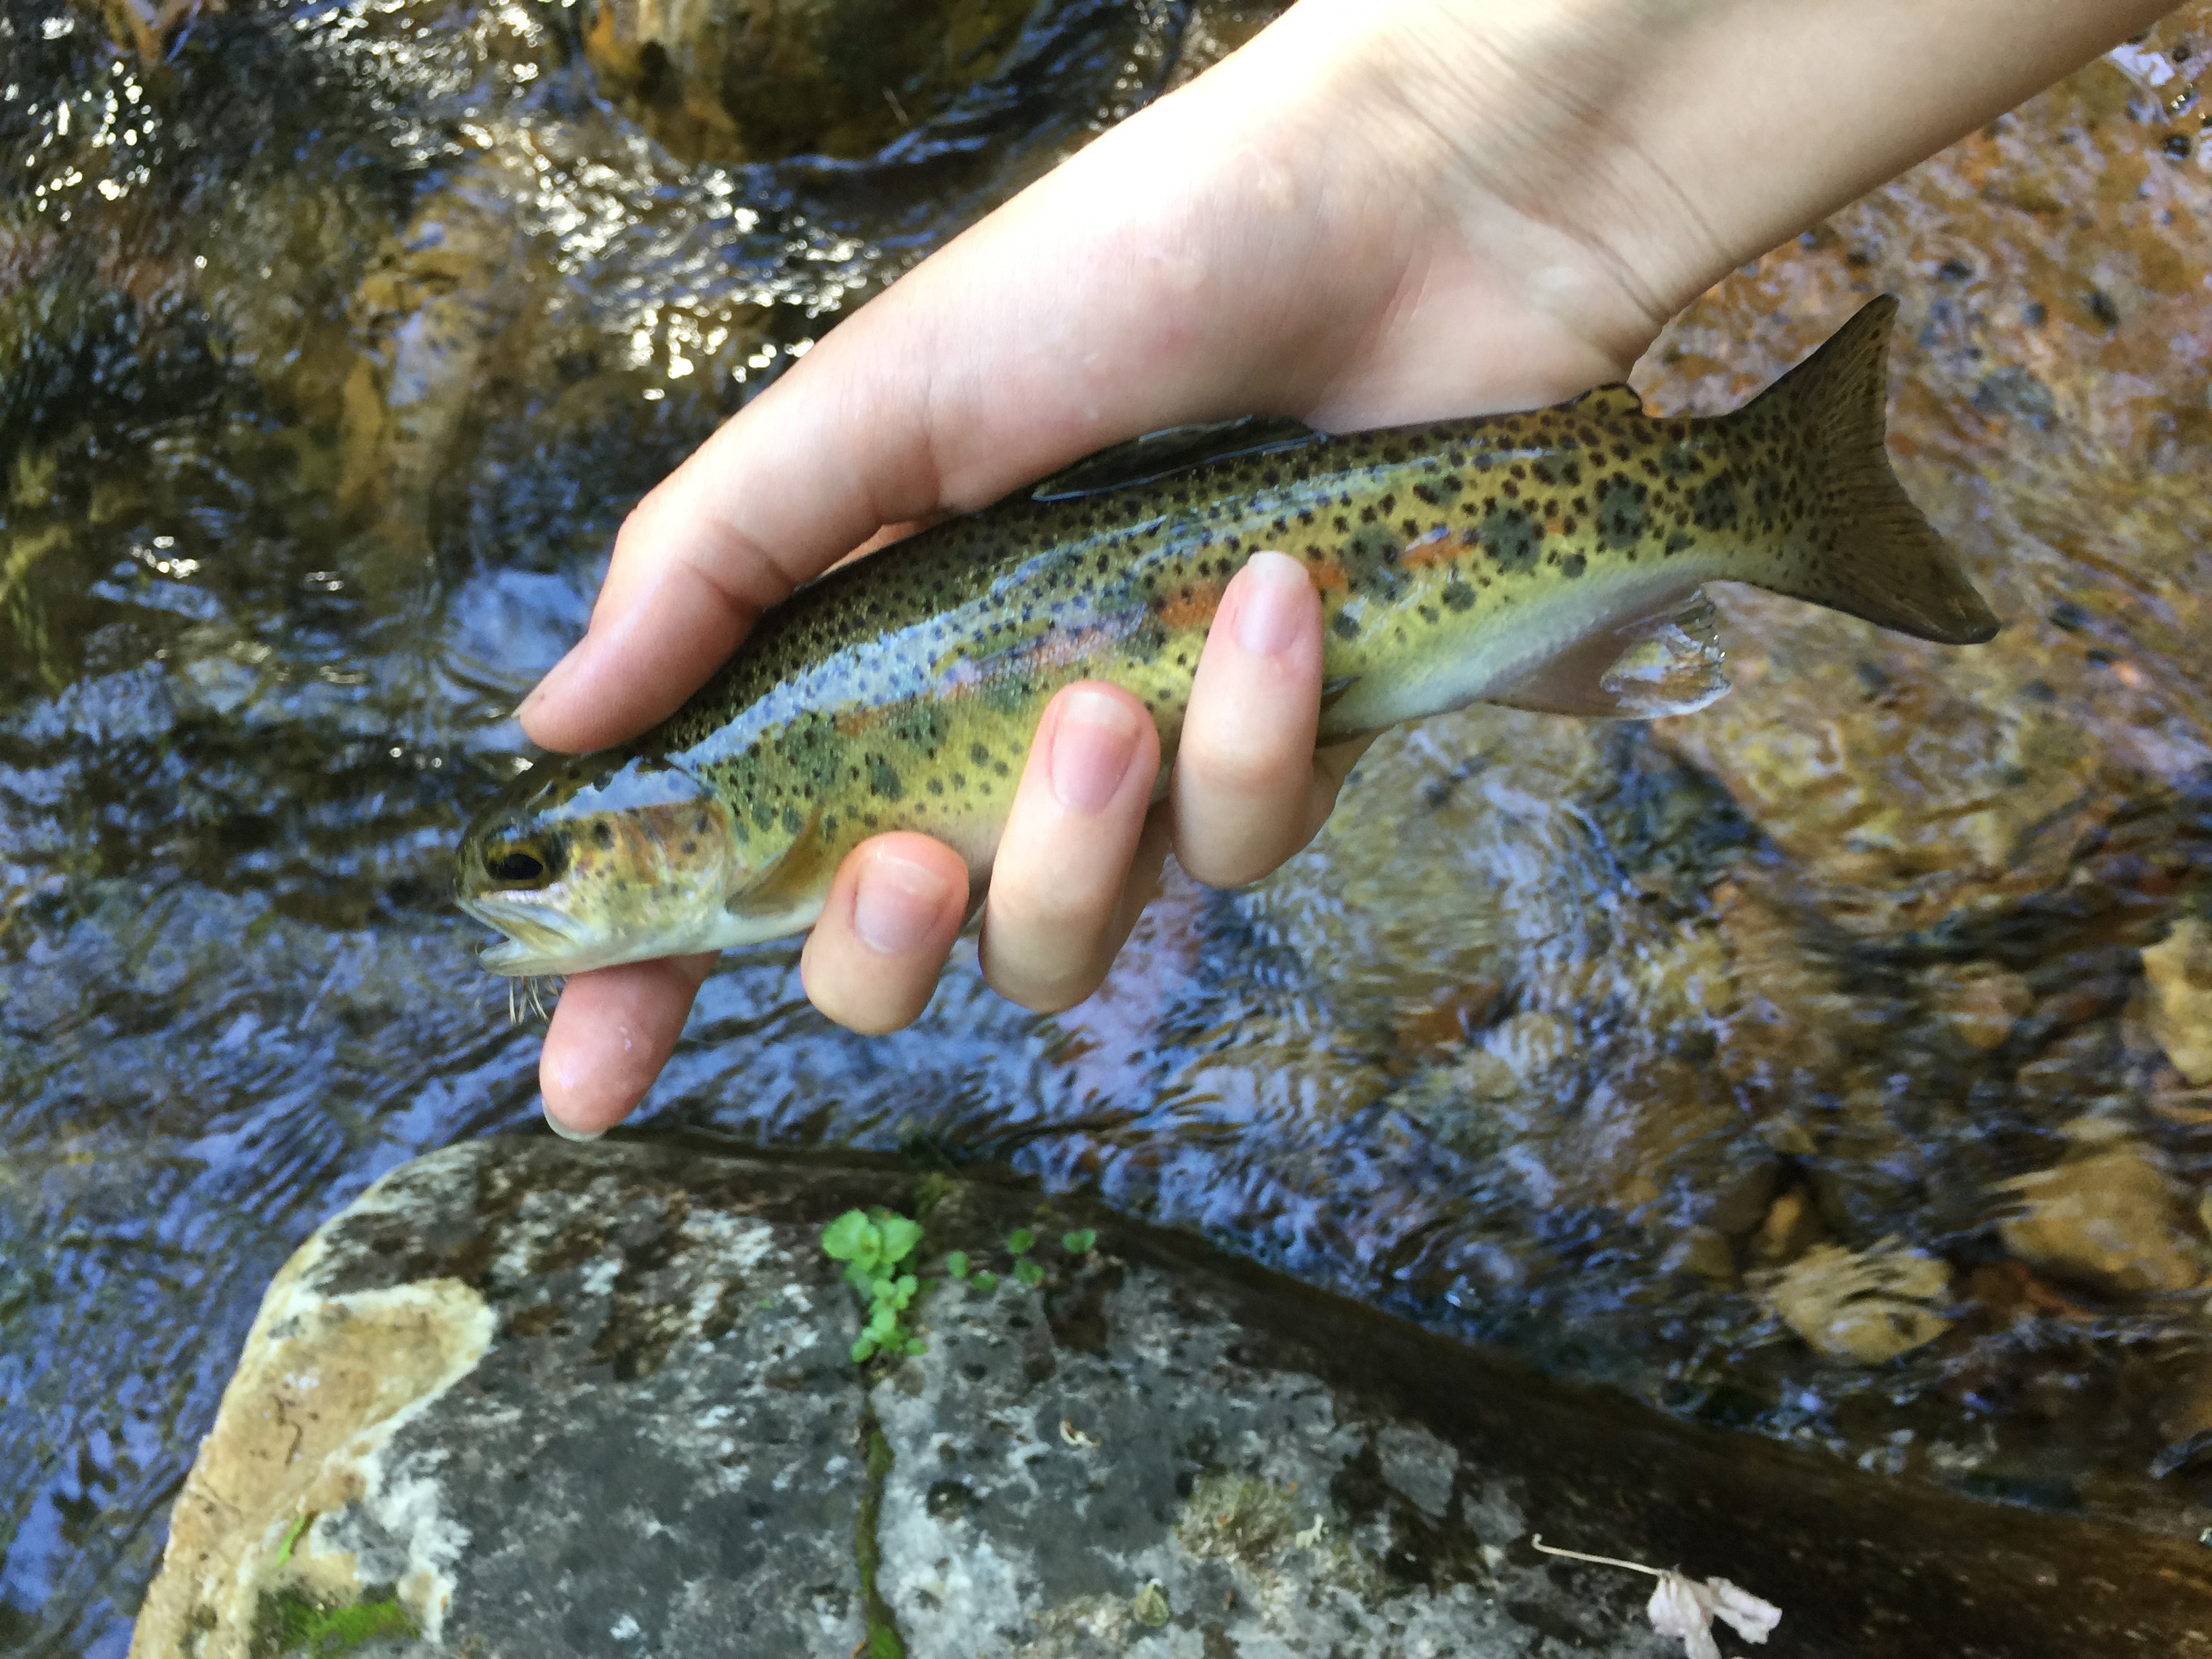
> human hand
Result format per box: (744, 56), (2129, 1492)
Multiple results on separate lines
(515, 0), (2172, 1135)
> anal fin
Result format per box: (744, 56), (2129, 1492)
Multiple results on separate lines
(1487, 592), (1731, 720)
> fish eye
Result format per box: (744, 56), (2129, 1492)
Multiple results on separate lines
(484, 842), (554, 886)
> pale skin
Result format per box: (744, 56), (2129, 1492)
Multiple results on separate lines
(517, 0), (2177, 1135)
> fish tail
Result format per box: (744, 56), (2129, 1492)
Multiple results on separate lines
(1734, 294), (2000, 645)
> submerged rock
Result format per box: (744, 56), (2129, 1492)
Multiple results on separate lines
(2144, 916), (2212, 1086)
(135, 1136), (2212, 1656)
(1996, 1120), (2206, 1296)
(581, 0), (1040, 162)
(1753, 1237), (1953, 1364)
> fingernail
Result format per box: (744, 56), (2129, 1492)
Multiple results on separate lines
(1048, 688), (1143, 814)
(518, 634), (593, 721)
(543, 1105), (604, 1144)
(853, 851), (954, 956)
(514, 666), (560, 723)
(1232, 551), (1309, 657)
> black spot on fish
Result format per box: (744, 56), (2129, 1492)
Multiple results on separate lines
(1332, 608), (1362, 640)
(781, 806), (804, 835)
(1691, 473), (1738, 532)
(1478, 504), (1542, 574)
(593, 823), (615, 851)
(1338, 525), (1405, 601)
(888, 701), (949, 751)
(867, 756), (905, 800)
(1560, 552), (1587, 579)
(1595, 476), (1649, 550)
(983, 671), (1034, 714)
(1441, 579), (1476, 612)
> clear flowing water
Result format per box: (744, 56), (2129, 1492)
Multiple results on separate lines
(4, 2), (2212, 1652)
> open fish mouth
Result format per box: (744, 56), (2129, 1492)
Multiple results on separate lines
(457, 893), (596, 977)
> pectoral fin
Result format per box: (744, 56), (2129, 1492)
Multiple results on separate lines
(724, 800), (836, 926)
(1487, 592), (1731, 719)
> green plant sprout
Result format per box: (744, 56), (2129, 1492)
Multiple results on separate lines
(272, 1511), (311, 1568)
(1062, 1229), (1097, 1255)
(944, 1250), (970, 1279)
(822, 1208), (930, 1363)
(1003, 1227), (1048, 1287)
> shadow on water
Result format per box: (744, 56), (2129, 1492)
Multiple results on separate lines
(3, 0), (2212, 1650)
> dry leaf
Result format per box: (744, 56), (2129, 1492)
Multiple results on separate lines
(1532, 1536), (1782, 1658)
(1647, 1570), (1783, 1658)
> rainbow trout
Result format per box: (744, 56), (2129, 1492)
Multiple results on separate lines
(457, 295), (1997, 975)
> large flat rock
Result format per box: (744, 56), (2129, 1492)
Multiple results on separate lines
(134, 1136), (2212, 1657)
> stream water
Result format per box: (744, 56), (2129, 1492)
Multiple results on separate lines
(5, 2), (2212, 1652)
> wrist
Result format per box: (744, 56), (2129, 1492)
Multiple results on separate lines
(1218, 0), (1708, 384)
(1252, 0), (2173, 362)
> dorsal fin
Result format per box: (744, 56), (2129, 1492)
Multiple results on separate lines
(1030, 416), (1327, 501)
(1487, 591), (1730, 719)
(1569, 384), (1646, 418)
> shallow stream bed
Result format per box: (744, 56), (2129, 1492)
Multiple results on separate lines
(5, 1), (2212, 1651)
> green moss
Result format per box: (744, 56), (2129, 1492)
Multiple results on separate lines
(909, 1170), (956, 1220)
(249, 1584), (418, 1657)
(853, 1416), (907, 1659)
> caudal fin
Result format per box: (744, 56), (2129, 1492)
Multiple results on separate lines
(1735, 295), (2000, 645)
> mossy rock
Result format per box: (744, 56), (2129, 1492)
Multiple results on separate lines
(582, 0), (1042, 162)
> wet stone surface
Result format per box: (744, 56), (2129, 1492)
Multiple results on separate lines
(134, 1138), (2212, 1658)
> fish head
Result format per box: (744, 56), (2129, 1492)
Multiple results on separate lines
(455, 751), (755, 975)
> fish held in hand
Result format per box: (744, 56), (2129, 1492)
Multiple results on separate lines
(457, 295), (1997, 976)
